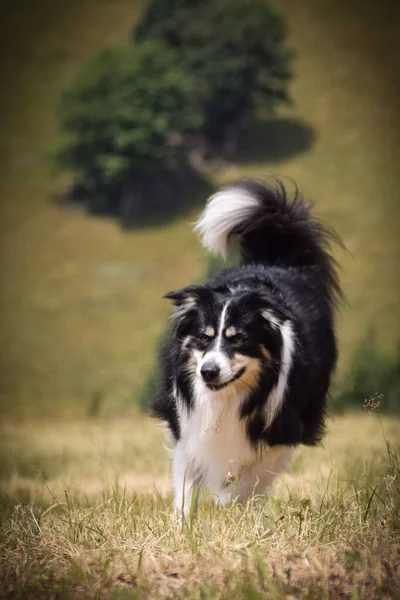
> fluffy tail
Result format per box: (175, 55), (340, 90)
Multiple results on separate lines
(194, 178), (342, 296)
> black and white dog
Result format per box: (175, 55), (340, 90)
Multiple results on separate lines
(153, 179), (341, 515)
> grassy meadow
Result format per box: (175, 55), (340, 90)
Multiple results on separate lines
(0, 0), (400, 597)
(1, 412), (399, 598)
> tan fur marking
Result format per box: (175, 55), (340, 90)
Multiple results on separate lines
(231, 353), (250, 371)
(260, 346), (272, 360)
(234, 357), (261, 390)
(188, 349), (204, 374)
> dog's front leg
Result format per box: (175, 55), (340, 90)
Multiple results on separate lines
(172, 443), (200, 520)
(236, 447), (294, 502)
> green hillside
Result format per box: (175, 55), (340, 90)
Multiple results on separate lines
(0, 0), (399, 418)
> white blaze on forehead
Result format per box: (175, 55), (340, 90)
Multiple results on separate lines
(216, 300), (231, 350)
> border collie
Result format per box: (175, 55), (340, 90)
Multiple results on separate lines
(153, 179), (341, 516)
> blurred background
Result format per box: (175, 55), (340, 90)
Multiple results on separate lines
(0, 0), (399, 422)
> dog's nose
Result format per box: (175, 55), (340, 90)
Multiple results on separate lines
(201, 363), (220, 382)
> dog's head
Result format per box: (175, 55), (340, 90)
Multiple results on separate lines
(165, 285), (290, 393)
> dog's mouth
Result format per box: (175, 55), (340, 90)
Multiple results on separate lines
(206, 367), (246, 391)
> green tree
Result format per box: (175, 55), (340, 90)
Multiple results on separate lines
(57, 41), (203, 219)
(134, 0), (292, 152)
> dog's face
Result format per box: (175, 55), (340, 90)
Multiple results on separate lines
(165, 285), (286, 393)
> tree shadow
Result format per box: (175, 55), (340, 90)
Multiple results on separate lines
(56, 117), (315, 228)
(235, 116), (316, 164)
(56, 167), (213, 230)
(120, 168), (214, 230)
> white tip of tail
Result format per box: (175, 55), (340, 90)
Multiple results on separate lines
(194, 187), (259, 259)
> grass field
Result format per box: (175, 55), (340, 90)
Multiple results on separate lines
(1, 412), (399, 598)
(1, 0), (400, 598)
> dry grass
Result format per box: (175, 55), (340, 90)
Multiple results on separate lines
(0, 412), (399, 599)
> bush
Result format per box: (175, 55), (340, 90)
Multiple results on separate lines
(57, 42), (203, 218)
(334, 333), (400, 414)
(134, 0), (293, 151)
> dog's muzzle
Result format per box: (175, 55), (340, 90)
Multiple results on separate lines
(205, 367), (246, 391)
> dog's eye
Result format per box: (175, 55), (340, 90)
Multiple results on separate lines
(199, 333), (211, 343)
(233, 333), (246, 344)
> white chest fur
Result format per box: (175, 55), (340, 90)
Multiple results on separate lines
(173, 380), (292, 510)
(183, 383), (255, 488)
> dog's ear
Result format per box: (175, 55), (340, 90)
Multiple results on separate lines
(163, 285), (206, 305)
(164, 285), (209, 323)
(255, 293), (292, 328)
(235, 290), (291, 324)
(230, 290), (290, 330)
